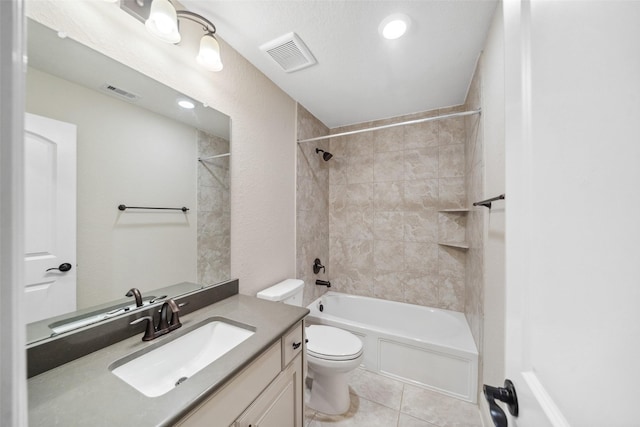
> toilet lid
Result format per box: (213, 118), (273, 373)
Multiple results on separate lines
(306, 325), (363, 360)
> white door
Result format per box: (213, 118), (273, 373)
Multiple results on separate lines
(24, 113), (77, 323)
(501, 1), (640, 426)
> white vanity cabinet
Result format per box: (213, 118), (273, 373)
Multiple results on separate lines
(234, 352), (302, 427)
(177, 321), (304, 427)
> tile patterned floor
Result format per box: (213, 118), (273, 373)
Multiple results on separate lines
(305, 368), (483, 427)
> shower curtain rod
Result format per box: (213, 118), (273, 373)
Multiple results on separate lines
(297, 109), (481, 144)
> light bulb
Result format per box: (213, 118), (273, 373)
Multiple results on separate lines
(178, 99), (195, 109)
(379, 14), (411, 40)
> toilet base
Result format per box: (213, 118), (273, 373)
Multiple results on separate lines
(307, 372), (351, 415)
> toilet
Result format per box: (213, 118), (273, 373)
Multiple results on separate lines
(257, 279), (363, 415)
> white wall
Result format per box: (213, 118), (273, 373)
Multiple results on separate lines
(26, 67), (198, 308)
(26, 0), (297, 297)
(477, 3), (506, 425)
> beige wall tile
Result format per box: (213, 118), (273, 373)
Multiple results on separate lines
(438, 212), (467, 243)
(404, 242), (438, 275)
(295, 104), (330, 305)
(331, 238), (374, 270)
(329, 155), (348, 185)
(404, 147), (439, 180)
(373, 181), (404, 211)
(197, 131), (230, 287)
(404, 179), (439, 211)
(374, 211), (405, 241)
(374, 150), (405, 182)
(403, 272), (439, 307)
(439, 177), (466, 208)
(404, 210), (438, 243)
(438, 116), (466, 146)
(303, 105), (476, 314)
(439, 144), (465, 178)
(404, 121), (438, 150)
(346, 183), (374, 210)
(373, 240), (404, 272)
(373, 271), (405, 302)
(348, 154), (374, 184)
(348, 131), (374, 156)
(373, 126), (404, 153)
(346, 210), (374, 240)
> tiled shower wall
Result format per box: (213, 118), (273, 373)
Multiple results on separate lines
(296, 105), (331, 306)
(327, 109), (469, 311)
(464, 62), (485, 350)
(197, 130), (231, 285)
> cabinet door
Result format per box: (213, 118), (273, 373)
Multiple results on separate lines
(176, 343), (281, 427)
(236, 353), (303, 427)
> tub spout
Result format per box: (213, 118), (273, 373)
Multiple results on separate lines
(315, 279), (331, 287)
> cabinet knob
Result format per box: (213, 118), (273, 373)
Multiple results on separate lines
(292, 341), (302, 350)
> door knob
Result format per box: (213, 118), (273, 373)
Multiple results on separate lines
(46, 263), (72, 272)
(483, 379), (518, 427)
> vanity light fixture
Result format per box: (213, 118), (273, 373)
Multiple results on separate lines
(379, 13), (411, 40)
(145, 0), (223, 71)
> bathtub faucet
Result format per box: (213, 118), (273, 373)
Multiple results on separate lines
(315, 279), (331, 287)
(313, 258), (326, 274)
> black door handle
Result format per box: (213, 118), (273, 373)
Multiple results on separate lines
(483, 379), (518, 427)
(46, 263), (72, 272)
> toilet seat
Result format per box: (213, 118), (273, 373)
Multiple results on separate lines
(306, 325), (363, 361)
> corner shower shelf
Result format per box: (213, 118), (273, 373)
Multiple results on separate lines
(438, 209), (469, 213)
(438, 242), (470, 250)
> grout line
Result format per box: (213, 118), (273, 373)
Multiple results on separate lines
(397, 383), (406, 426)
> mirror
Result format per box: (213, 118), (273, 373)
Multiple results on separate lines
(25, 19), (231, 343)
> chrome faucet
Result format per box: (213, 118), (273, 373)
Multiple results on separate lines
(130, 299), (182, 341)
(125, 288), (143, 307)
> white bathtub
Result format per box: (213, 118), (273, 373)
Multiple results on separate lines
(306, 292), (478, 403)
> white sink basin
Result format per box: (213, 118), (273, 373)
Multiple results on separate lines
(110, 318), (255, 397)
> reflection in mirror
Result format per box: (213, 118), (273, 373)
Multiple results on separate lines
(25, 19), (231, 343)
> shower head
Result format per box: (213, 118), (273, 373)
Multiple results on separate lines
(315, 148), (333, 161)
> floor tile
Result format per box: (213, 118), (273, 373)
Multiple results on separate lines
(398, 413), (439, 427)
(349, 368), (405, 411)
(400, 385), (482, 427)
(309, 395), (400, 427)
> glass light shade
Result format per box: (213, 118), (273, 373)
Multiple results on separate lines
(145, 0), (181, 44)
(196, 34), (224, 72)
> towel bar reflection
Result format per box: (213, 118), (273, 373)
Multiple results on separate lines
(473, 194), (505, 209)
(198, 153), (230, 162)
(118, 205), (189, 212)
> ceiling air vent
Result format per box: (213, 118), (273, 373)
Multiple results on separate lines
(260, 32), (317, 73)
(99, 83), (141, 103)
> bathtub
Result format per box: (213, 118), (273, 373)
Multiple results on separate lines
(306, 291), (478, 403)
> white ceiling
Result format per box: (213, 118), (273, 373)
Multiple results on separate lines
(182, 0), (498, 129)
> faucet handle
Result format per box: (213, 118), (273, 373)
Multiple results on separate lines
(158, 299), (182, 331)
(130, 316), (156, 341)
(168, 299), (182, 328)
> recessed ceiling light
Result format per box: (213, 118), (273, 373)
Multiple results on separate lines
(178, 99), (195, 109)
(379, 14), (411, 40)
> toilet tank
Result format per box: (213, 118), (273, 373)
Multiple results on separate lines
(256, 279), (304, 306)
